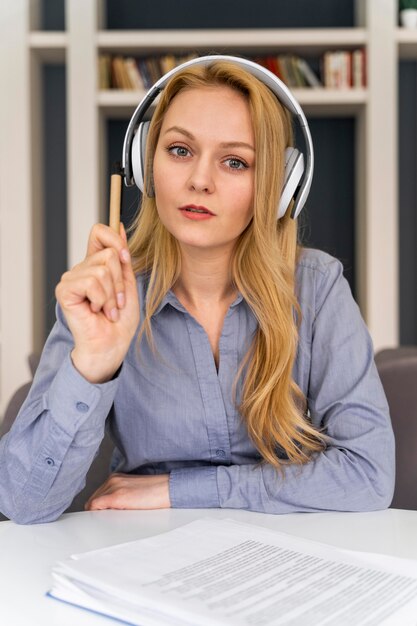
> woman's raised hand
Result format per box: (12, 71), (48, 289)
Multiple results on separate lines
(55, 223), (140, 383)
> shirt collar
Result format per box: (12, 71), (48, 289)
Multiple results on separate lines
(152, 289), (244, 317)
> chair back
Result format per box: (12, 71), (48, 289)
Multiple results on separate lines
(0, 354), (113, 518)
(375, 347), (417, 510)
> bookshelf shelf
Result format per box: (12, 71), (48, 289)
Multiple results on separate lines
(97, 28), (368, 56)
(396, 27), (417, 58)
(98, 87), (368, 118)
(28, 31), (67, 62)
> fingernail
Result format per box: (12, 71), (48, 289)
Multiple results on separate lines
(120, 248), (130, 262)
(117, 292), (125, 308)
(110, 307), (119, 322)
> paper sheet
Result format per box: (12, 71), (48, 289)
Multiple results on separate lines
(49, 518), (417, 625)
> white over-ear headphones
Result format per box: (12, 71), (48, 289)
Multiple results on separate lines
(122, 55), (314, 220)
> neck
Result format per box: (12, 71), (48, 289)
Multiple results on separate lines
(173, 245), (236, 307)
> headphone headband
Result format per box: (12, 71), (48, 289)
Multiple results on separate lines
(122, 54), (314, 219)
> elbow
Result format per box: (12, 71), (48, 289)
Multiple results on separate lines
(2, 503), (63, 525)
(344, 424), (396, 513)
(1, 478), (87, 525)
(353, 455), (395, 512)
(1, 486), (69, 524)
(365, 481), (394, 512)
(334, 440), (395, 513)
(0, 470), (86, 525)
(342, 476), (394, 514)
(12, 513), (62, 526)
(368, 440), (396, 511)
(373, 467), (395, 510)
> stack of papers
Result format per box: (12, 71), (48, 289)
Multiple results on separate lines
(48, 518), (417, 625)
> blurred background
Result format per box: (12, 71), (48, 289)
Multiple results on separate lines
(0, 0), (415, 414)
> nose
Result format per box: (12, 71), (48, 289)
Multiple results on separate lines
(187, 156), (214, 194)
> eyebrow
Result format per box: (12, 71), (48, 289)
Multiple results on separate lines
(164, 125), (255, 152)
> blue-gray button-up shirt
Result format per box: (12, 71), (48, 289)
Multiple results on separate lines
(0, 249), (395, 523)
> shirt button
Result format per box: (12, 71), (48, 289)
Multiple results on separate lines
(45, 457), (55, 467)
(76, 401), (89, 413)
(216, 449), (226, 458)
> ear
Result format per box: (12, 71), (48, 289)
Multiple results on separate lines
(277, 147), (304, 219)
(131, 121), (151, 194)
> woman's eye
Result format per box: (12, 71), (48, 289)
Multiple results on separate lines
(225, 158), (248, 170)
(168, 145), (190, 158)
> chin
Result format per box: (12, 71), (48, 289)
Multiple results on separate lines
(179, 238), (236, 253)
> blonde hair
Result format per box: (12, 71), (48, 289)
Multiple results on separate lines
(128, 60), (326, 468)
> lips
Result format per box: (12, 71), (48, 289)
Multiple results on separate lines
(179, 205), (215, 216)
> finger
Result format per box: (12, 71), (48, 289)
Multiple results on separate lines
(85, 484), (112, 510)
(86, 486), (127, 511)
(73, 266), (118, 321)
(59, 269), (118, 321)
(120, 222), (127, 243)
(57, 273), (107, 314)
(86, 474), (142, 511)
(83, 247), (126, 310)
(89, 485), (141, 511)
(84, 474), (124, 510)
(119, 245), (137, 294)
(85, 492), (110, 510)
(86, 495), (112, 511)
(87, 225), (132, 306)
(87, 494), (123, 511)
(86, 223), (130, 266)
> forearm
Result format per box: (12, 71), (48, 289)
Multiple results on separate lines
(169, 435), (395, 514)
(0, 354), (118, 524)
(216, 446), (394, 514)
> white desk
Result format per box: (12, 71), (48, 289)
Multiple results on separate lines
(1, 507), (417, 625)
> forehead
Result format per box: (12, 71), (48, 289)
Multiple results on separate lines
(161, 85), (254, 139)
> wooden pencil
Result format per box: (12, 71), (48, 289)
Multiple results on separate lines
(109, 162), (123, 232)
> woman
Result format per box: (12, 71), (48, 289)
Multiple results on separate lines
(0, 59), (394, 524)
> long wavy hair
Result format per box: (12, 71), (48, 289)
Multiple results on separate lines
(128, 60), (326, 468)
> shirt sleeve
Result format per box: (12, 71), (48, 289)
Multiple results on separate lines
(0, 305), (119, 524)
(169, 258), (395, 513)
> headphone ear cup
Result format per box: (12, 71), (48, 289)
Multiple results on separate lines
(131, 120), (151, 193)
(278, 147), (305, 219)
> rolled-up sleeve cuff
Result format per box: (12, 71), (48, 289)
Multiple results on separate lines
(169, 466), (220, 508)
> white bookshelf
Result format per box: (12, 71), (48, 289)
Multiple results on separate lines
(396, 27), (417, 58)
(0, 0), (400, 416)
(96, 28), (368, 55)
(28, 31), (67, 62)
(97, 87), (369, 118)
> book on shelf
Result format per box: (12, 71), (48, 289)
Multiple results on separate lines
(98, 53), (199, 91)
(297, 57), (322, 88)
(98, 50), (366, 93)
(252, 55), (323, 88)
(322, 49), (366, 88)
(98, 54), (111, 90)
(97, 53), (323, 91)
(48, 517), (417, 625)
(125, 57), (144, 90)
(352, 48), (367, 88)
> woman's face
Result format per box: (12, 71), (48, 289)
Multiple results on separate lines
(152, 85), (255, 255)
